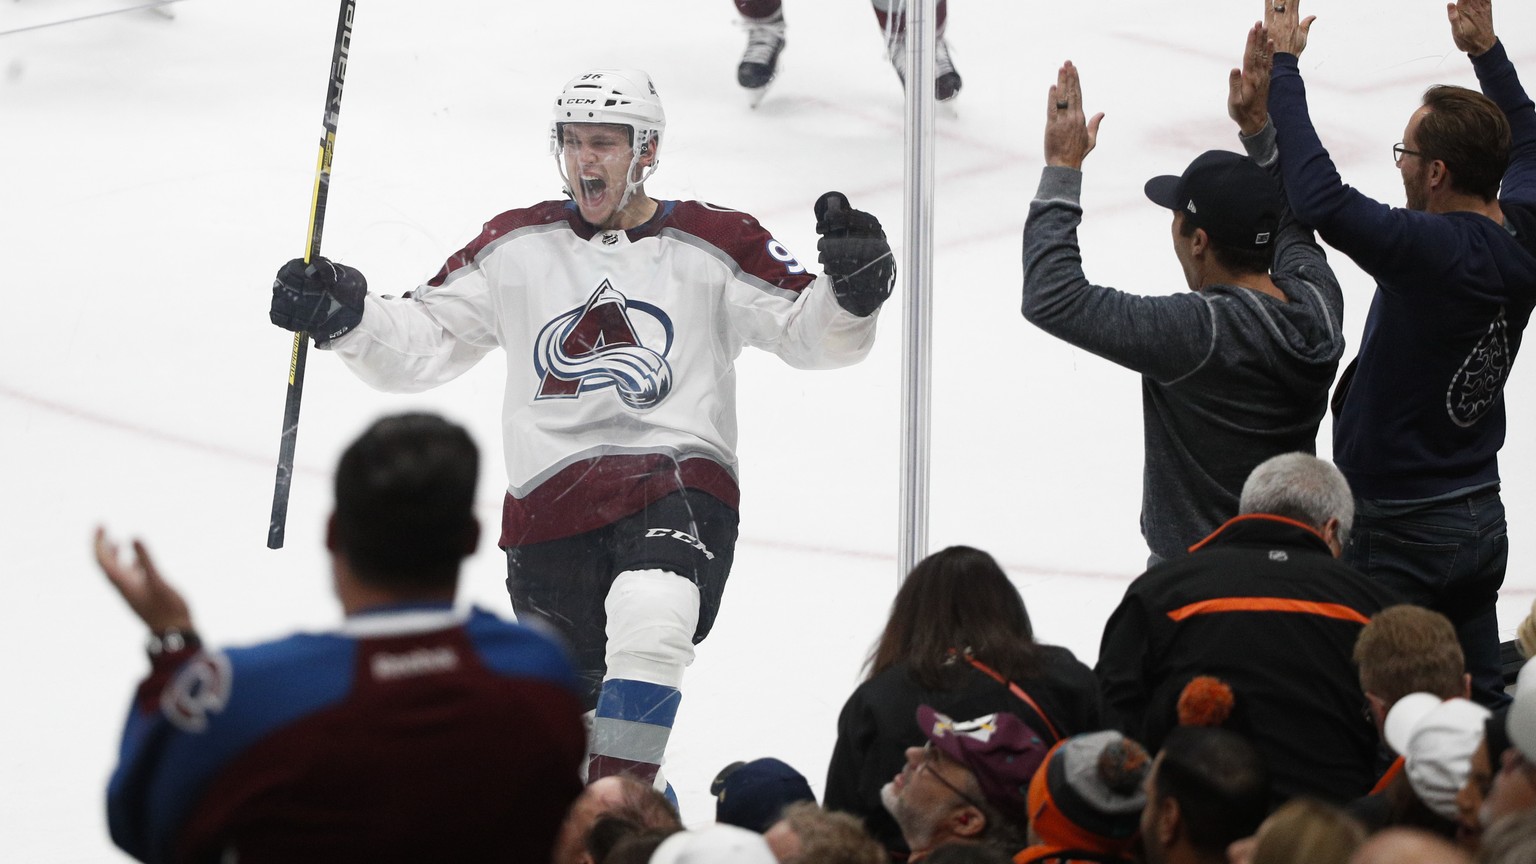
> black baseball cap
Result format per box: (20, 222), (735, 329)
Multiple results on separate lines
(711, 758), (816, 833)
(1144, 150), (1281, 251)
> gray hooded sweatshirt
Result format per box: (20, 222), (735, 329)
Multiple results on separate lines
(1021, 123), (1344, 561)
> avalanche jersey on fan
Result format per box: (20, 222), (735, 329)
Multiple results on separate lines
(106, 605), (585, 864)
(328, 199), (878, 545)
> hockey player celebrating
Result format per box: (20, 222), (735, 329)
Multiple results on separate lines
(269, 69), (895, 790)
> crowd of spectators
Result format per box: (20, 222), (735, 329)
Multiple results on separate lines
(98, 416), (1536, 863)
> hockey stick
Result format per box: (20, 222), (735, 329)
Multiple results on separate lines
(267, 0), (355, 550)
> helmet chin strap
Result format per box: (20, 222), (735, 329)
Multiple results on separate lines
(616, 139), (660, 220)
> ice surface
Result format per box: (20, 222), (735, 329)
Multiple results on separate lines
(4, 0), (1536, 859)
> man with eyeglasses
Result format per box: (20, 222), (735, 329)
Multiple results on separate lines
(1262, 0), (1536, 710)
(879, 707), (1046, 860)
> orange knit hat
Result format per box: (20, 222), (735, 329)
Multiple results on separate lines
(1026, 732), (1149, 857)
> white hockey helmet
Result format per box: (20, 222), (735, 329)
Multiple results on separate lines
(550, 69), (666, 157)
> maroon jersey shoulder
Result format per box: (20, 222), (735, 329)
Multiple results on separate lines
(427, 200), (577, 287)
(659, 200), (816, 295)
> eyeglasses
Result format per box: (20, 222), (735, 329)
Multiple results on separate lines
(919, 743), (988, 812)
(1393, 143), (1424, 165)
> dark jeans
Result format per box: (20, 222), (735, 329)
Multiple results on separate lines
(1345, 487), (1510, 709)
(504, 490), (739, 710)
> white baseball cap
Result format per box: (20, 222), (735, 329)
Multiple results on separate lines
(650, 823), (778, 864)
(1384, 692), (1491, 820)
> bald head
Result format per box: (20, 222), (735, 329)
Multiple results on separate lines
(553, 777), (681, 864)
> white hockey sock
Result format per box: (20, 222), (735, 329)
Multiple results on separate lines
(588, 569), (700, 783)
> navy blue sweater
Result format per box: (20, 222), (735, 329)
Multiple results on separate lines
(1269, 42), (1536, 500)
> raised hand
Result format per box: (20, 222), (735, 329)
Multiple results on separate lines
(1447, 0), (1496, 57)
(1265, 0), (1315, 58)
(1044, 61), (1104, 171)
(814, 192), (895, 318)
(1229, 22), (1274, 137)
(94, 527), (194, 635)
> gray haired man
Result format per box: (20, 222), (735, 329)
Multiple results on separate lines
(1095, 453), (1400, 804)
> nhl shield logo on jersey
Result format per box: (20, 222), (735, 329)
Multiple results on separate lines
(534, 279), (674, 409)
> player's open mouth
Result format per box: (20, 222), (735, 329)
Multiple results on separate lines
(580, 177), (607, 203)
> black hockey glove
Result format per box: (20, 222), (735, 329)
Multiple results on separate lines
(814, 191), (895, 318)
(270, 257), (366, 347)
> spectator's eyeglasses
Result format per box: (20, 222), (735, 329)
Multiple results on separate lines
(1393, 143), (1424, 165)
(919, 743), (987, 812)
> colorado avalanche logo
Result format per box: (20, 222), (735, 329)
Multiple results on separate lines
(534, 279), (674, 409)
(1446, 310), (1512, 428)
(160, 650), (232, 734)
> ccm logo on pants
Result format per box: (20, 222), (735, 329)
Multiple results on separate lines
(645, 528), (715, 560)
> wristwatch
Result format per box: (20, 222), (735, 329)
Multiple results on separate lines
(146, 627), (201, 660)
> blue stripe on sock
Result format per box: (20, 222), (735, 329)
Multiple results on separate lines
(595, 678), (681, 727)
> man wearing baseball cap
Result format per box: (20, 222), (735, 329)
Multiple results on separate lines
(879, 706), (1047, 860)
(1022, 44), (1345, 566)
(1382, 692), (1492, 829)
(712, 757), (818, 833)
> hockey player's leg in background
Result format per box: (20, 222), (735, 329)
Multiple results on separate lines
(734, 0), (786, 105)
(588, 491), (739, 797)
(870, 0), (960, 102)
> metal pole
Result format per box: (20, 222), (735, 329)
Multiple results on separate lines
(897, 0), (936, 581)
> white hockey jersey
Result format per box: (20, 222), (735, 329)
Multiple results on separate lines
(327, 198), (879, 546)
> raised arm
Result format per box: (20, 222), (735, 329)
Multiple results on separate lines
(97, 527), (207, 862)
(1264, 0), (1469, 286)
(1231, 23), (1342, 313)
(1456, 0), (1536, 202)
(1023, 62), (1216, 384)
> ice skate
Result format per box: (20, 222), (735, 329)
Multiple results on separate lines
(887, 32), (963, 103)
(737, 11), (786, 107)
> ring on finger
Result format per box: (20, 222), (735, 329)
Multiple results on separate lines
(1055, 100), (1069, 110)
